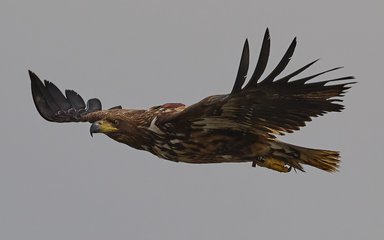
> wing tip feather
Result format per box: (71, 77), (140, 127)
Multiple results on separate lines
(29, 70), (102, 123)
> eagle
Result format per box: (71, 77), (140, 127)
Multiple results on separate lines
(30, 29), (354, 173)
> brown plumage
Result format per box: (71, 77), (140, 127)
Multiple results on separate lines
(30, 29), (355, 173)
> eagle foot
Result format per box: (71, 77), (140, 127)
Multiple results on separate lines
(254, 157), (291, 173)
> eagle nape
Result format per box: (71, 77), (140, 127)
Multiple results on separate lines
(29, 29), (355, 173)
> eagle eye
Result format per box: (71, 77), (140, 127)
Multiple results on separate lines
(111, 119), (119, 126)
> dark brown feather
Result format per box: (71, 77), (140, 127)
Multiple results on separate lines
(245, 28), (271, 88)
(231, 39), (249, 94)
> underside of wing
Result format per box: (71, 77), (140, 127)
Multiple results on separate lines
(29, 70), (103, 123)
(160, 29), (355, 138)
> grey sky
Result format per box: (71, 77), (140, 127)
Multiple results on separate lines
(0, 0), (383, 239)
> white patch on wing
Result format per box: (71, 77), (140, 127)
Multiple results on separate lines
(148, 117), (164, 135)
(170, 139), (182, 144)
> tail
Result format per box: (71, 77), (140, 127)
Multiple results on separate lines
(265, 141), (340, 172)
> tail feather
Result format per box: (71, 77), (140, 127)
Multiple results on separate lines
(269, 141), (340, 172)
(293, 146), (340, 172)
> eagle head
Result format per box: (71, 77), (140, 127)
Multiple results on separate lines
(88, 112), (148, 151)
(90, 119), (120, 137)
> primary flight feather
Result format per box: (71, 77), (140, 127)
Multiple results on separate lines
(30, 29), (354, 173)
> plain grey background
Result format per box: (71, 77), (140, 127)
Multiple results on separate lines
(1, 0), (383, 239)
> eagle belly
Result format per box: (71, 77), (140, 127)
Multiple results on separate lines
(145, 129), (270, 164)
(136, 106), (271, 164)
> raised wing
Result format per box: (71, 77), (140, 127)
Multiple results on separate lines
(29, 70), (103, 123)
(159, 29), (355, 138)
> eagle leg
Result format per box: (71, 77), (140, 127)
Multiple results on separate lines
(252, 156), (264, 167)
(254, 157), (292, 173)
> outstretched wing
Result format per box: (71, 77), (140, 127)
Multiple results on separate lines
(29, 70), (105, 123)
(158, 29), (355, 138)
